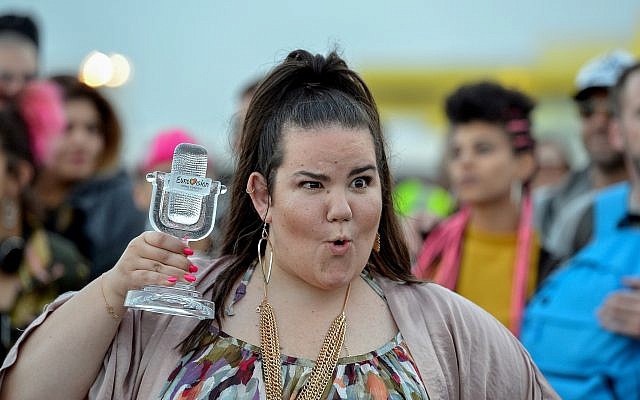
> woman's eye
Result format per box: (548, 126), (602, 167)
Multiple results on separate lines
(476, 144), (493, 153)
(352, 177), (371, 189)
(302, 181), (322, 189)
(87, 124), (100, 135)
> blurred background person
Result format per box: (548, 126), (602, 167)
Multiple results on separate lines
(523, 62), (640, 400)
(413, 82), (545, 337)
(33, 75), (145, 280)
(132, 128), (217, 256)
(213, 78), (262, 254)
(0, 81), (88, 361)
(0, 13), (38, 110)
(535, 50), (635, 261)
(230, 78), (260, 155)
(531, 137), (571, 189)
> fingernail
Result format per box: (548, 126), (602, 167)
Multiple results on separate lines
(183, 248), (194, 256)
(184, 274), (197, 282)
(167, 276), (178, 283)
(188, 264), (198, 273)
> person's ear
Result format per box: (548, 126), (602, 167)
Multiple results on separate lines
(515, 151), (536, 183)
(247, 172), (271, 223)
(609, 118), (624, 152)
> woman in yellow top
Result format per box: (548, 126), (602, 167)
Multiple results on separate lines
(413, 81), (549, 336)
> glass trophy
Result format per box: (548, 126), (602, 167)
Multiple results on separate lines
(124, 164), (226, 320)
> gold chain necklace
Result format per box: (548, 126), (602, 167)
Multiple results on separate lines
(259, 281), (351, 400)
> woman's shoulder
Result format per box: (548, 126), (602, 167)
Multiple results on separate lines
(377, 277), (517, 345)
(193, 255), (235, 291)
(379, 278), (492, 319)
(376, 277), (559, 399)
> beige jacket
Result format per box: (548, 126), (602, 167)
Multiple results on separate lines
(1, 257), (558, 399)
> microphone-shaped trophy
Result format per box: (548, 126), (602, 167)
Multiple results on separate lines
(124, 143), (226, 319)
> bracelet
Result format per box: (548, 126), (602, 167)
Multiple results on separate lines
(100, 274), (121, 320)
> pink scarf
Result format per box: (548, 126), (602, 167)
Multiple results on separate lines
(413, 195), (534, 337)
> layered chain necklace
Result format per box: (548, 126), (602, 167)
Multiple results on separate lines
(257, 245), (351, 399)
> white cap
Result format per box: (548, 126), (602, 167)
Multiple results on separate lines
(573, 50), (636, 100)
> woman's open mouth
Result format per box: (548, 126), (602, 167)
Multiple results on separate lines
(328, 239), (351, 256)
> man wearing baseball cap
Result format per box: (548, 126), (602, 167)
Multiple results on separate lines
(523, 60), (640, 399)
(536, 50), (636, 261)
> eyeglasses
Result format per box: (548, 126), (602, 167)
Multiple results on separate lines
(577, 97), (613, 119)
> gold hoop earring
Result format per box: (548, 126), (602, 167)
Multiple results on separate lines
(373, 232), (381, 253)
(246, 187), (255, 194)
(257, 222), (273, 285)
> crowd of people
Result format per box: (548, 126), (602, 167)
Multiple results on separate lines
(0, 11), (638, 400)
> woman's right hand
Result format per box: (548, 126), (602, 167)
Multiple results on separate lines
(102, 231), (195, 306)
(0, 231), (197, 400)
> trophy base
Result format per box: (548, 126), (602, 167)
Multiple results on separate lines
(124, 283), (214, 320)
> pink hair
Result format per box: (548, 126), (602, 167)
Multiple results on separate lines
(139, 129), (201, 174)
(17, 80), (66, 166)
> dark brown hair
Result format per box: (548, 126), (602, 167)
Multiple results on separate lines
(445, 81), (536, 154)
(50, 75), (121, 171)
(181, 49), (415, 353)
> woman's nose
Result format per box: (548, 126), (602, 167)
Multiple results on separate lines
(326, 190), (352, 222)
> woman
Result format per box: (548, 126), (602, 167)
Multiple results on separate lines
(33, 75), (145, 279)
(0, 51), (557, 399)
(0, 81), (88, 360)
(413, 82), (551, 336)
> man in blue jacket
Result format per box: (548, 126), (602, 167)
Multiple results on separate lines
(523, 62), (640, 399)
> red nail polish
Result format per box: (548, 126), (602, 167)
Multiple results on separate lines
(188, 264), (198, 273)
(183, 248), (194, 256)
(184, 274), (196, 282)
(167, 276), (178, 283)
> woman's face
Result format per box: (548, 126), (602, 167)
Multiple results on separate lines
(46, 98), (105, 182)
(448, 121), (518, 206)
(259, 125), (382, 290)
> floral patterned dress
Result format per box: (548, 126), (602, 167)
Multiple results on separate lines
(159, 268), (429, 399)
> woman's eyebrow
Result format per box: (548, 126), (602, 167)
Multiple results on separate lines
(349, 165), (376, 176)
(293, 164), (376, 181)
(294, 171), (330, 181)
